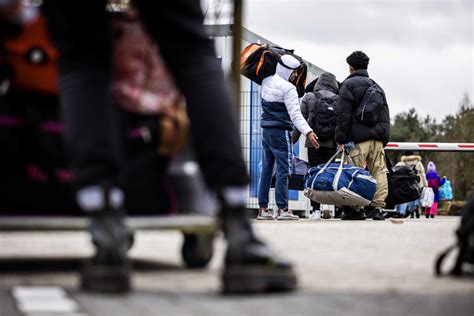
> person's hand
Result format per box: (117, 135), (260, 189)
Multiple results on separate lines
(337, 143), (345, 152)
(307, 132), (319, 149)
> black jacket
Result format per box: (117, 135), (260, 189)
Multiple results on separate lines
(335, 69), (390, 145)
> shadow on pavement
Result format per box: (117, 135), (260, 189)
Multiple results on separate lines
(0, 257), (183, 273)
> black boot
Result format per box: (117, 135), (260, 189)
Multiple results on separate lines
(415, 207), (420, 218)
(390, 212), (403, 219)
(81, 191), (132, 293)
(341, 206), (367, 220)
(364, 206), (374, 219)
(220, 205), (297, 294)
(372, 208), (386, 221)
(334, 207), (343, 219)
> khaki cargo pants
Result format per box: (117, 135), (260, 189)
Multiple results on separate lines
(349, 140), (388, 208)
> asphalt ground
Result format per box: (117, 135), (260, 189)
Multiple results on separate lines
(0, 216), (473, 316)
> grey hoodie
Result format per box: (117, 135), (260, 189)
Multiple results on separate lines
(291, 72), (339, 148)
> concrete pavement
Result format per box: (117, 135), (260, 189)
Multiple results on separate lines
(0, 216), (473, 315)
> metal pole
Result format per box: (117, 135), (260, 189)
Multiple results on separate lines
(232, 0), (242, 118)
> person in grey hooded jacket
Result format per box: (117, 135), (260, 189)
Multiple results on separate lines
(292, 72), (339, 214)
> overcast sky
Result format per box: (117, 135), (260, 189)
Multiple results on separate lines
(235, 0), (473, 120)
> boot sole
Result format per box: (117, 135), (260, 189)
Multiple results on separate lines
(81, 262), (131, 293)
(341, 216), (366, 220)
(222, 265), (297, 294)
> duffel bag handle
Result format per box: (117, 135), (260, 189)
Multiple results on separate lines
(332, 149), (348, 191)
(314, 149), (341, 178)
(314, 148), (353, 177)
(310, 149), (341, 190)
(311, 148), (353, 190)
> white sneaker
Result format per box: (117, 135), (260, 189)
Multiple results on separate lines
(277, 209), (299, 220)
(309, 210), (321, 220)
(256, 208), (275, 220)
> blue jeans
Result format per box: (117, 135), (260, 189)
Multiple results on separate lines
(395, 203), (408, 215)
(407, 199), (420, 213)
(396, 199), (420, 215)
(258, 128), (292, 209)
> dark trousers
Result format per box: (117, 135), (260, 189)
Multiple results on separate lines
(42, 1), (249, 193)
(307, 146), (336, 210)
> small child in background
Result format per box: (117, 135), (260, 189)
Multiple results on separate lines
(425, 161), (446, 218)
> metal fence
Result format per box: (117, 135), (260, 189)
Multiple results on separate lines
(240, 89), (266, 210)
(239, 88), (308, 211)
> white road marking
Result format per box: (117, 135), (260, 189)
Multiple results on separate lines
(11, 286), (89, 316)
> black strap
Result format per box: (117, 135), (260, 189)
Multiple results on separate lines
(435, 243), (465, 277)
(435, 244), (457, 276)
(385, 154), (394, 174)
(450, 250), (464, 276)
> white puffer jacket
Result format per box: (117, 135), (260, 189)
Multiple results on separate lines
(261, 55), (313, 136)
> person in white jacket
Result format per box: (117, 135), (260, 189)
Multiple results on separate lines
(257, 54), (319, 220)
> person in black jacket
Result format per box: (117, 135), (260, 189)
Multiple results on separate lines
(335, 51), (390, 221)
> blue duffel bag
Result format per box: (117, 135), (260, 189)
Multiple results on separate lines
(304, 150), (377, 206)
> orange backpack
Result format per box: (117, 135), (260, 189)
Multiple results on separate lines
(240, 43), (307, 97)
(1, 14), (58, 95)
(0, 10), (189, 155)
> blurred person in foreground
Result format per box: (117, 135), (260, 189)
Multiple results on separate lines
(35, 0), (296, 294)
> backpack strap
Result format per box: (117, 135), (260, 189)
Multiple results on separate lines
(385, 155), (394, 175)
(435, 243), (463, 276)
(370, 79), (388, 103)
(307, 91), (321, 124)
(312, 90), (323, 100)
(435, 244), (455, 276)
